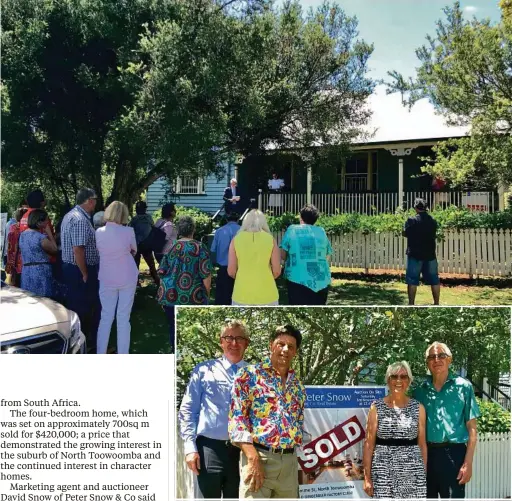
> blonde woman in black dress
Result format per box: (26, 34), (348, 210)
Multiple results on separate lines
(363, 361), (427, 498)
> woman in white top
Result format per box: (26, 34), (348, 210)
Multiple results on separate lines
(95, 201), (138, 354)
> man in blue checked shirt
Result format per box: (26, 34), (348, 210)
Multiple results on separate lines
(179, 320), (250, 498)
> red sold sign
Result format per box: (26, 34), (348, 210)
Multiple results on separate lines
(297, 416), (365, 473)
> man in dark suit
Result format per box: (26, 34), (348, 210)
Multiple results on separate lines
(223, 178), (242, 214)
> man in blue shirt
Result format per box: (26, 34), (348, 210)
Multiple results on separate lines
(211, 212), (240, 305)
(179, 320), (250, 498)
(413, 341), (480, 499)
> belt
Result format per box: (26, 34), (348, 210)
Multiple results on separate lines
(24, 262), (52, 267)
(427, 442), (464, 448)
(376, 437), (418, 446)
(254, 442), (295, 455)
(196, 436), (237, 448)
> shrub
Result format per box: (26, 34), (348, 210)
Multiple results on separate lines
(476, 398), (511, 434)
(266, 206), (512, 235)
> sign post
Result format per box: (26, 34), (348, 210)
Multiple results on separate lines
(298, 386), (386, 499)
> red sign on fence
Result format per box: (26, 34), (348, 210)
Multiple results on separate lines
(297, 415), (366, 473)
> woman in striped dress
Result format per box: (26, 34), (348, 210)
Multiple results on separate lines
(363, 361), (427, 498)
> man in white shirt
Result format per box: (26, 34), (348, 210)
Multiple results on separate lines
(268, 173), (285, 212)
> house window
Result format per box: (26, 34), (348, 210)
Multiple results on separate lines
(174, 175), (205, 194)
(339, 153), (378, 192)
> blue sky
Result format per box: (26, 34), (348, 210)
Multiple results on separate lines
(276, 0), (503, 141)
(278, 0), (502, 80)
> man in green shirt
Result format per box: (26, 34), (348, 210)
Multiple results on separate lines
(413, 342), (480, 499)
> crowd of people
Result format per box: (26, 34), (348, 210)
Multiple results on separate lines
(2, 185), (442, 354)
(179, 322), (479, 499)
(3, 188), (178, 354)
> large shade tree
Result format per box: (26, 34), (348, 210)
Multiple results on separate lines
(176, 307), (510, 399)
(387, 1), (512, 189)
(2, 0), (374, 212)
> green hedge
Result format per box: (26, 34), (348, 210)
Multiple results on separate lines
(150, 205), (512, 240)
(476, 398), (511, 434)
(267, 206), (512, 235)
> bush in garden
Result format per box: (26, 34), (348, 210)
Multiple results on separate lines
(476, 398), (511, 434)
(266, 206), (512, 235)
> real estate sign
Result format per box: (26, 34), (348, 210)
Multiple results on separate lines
(298, 386), (386, 499)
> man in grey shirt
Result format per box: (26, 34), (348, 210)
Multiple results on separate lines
(179, 320), (250, 498)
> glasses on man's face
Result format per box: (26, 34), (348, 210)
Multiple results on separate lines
(427, 353), (449, 361)
(389, 374), (409, 381)
(222, 336), (247, 344)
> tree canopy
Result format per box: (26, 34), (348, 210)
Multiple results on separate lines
(176, 307), (510, 398)
(1, 0), (374, 212)
(387, 1), (512, 189)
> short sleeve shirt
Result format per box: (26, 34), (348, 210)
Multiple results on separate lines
(413, 374), (481, 444)
(157, 239), (212, 305)
(60, 206), (99, 266)
(211, 222), (240, 266)
(280, 224), (332, 292)
(404, 212), (438, 261)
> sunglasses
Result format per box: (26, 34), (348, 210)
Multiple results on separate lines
(222, 336), (248, 344)
(389, 374), (409, 381)
(427, 353), (449, 361)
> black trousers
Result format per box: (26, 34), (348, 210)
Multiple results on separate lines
(287, 280), (329, 305)
(196, 436), (240, 499)
(62, 263), (101, 353)
(427, 443), (467, 499)
(215, 266), (235, 305)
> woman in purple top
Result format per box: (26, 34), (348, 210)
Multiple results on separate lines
(95, 201), (138, 354)
(154, 202), (178, 264)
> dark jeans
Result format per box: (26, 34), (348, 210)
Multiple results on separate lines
(163, 305), (175, 353)
(287, 280), (329, 305)
(196, 436), (240, 499)
(62, 263), (101, 353)
(215, 266), (235, 305)
(427, 443), (466, 499)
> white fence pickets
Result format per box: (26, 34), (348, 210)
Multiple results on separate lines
(175, 432), (511, 499)
(260, 191), (497, 215)
(466, 433), (511, 499)
(272, 229), (512, 277)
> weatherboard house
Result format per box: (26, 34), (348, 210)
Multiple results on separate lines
(146, 88), (500, 216)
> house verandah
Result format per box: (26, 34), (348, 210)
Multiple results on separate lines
(146, 135), (502, 216)
(238, 136), (502, 215)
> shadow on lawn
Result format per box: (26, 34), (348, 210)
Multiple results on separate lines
(328, 282), (406, 305)
(129, 282), (171, 354)
(331, 270), (512, 289)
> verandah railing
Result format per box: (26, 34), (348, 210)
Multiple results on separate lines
(260, 191), (497, 215)
(272, 228), (512, 278)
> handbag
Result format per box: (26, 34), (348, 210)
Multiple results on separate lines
(139, 221), (166, 254)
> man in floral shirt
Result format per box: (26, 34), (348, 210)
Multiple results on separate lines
(229, 325), (306, 498)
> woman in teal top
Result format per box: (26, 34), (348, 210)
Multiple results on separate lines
(280, 204), (332, 305)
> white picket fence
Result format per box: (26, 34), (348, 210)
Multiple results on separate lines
(175, 432), (511, 499)
(272, 229), (512, 278)
(260, 191), (497, 215)
(466, 432), (511, 499)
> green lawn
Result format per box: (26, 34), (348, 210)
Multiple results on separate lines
(129, 265), (512, 353)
